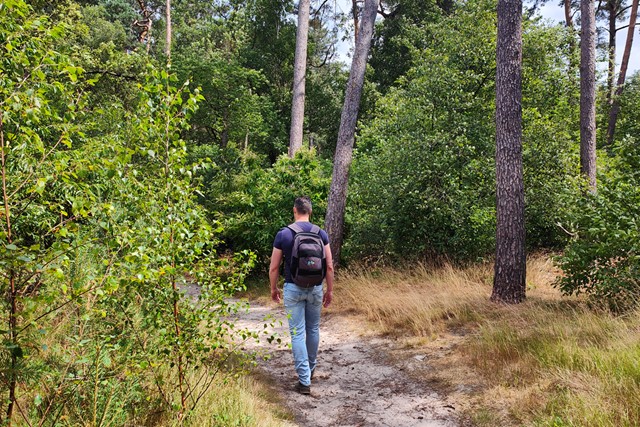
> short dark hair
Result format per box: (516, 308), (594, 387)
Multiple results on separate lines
(294, 196), (312, 215)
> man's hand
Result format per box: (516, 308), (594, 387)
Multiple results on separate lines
(322, 290), (333, 308)
(271, 287), (282, 304)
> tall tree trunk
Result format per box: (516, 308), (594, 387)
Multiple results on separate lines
(564, 0), (574, 26)
(581, 0), (597, 191)
(492, 0), (526, 304)
(134, 0), (152, 52)
(606, 1), (617, 106)
(607, 0), (638, 144)
(352, 0), (360, 42)
(289, 0), (311, 157)
(165, 0), (172, 60)
(324, 0), (377, 267)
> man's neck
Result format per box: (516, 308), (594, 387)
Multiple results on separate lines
(294, 216), (310, 222)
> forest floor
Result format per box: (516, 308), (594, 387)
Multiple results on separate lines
(232, 299), (468, 427)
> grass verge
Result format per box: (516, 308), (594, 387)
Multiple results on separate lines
(186, 373), (295, 427)
(333, 255), (640, 426)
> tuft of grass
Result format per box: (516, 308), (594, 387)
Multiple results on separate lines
(334, 261), (494, 337)
(335, 255), (640, 426)
(186, 374), (296, 427)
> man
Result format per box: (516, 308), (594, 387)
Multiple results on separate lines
(269, 196), (334, 395)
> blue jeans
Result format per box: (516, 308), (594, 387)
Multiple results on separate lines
(283, 282), (323, 386)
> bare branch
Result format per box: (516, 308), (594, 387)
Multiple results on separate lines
(616, 4), (633, 17)
(557, 222), (578, 237)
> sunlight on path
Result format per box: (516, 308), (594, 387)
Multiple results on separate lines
(233, 301), (461, 427)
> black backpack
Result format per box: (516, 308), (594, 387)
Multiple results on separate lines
(288, 223), (326, 287)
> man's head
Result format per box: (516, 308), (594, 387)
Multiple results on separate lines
(293, 196), (312, 219)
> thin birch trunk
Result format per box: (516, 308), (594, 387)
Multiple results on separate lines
(166, 0), (172, 60)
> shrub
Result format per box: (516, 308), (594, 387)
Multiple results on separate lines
(201, 148), (332, 267)
(556, 137), (640, 311)
(346, 2), (577, 263)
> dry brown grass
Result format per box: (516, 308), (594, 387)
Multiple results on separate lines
(333, 255), (640, 426)
(333, 253), (565, 335)
(333, 261), (493, 337)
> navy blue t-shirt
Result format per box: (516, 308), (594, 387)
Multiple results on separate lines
(273, 221), (330, 283)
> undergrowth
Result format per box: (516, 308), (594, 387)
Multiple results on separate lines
(334, 255), (640, 426)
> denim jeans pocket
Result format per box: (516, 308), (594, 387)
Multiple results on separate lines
(283, 283), (303, 306)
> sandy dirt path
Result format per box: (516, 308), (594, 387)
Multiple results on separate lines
(233, 301), (462, 427)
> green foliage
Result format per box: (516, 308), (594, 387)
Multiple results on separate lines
(370, 0), (445, 91)
(0, 2), (265, 424)
(305, 63), (348, 157)
(347, 0), (498, 261)
(173, 50), (280, 156)
(556, 138), (640, 311)
(521, 21), (580, 248)
(613, 72), (640, 143)
(200, 148), (331, 266)
(80, 4), (128, 50)
(0, 2), (109, 423)
(346, 0), (579, 263)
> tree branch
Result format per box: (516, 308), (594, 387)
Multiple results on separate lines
(312, 0), (331, 16)
(84, 70), (137, 81)
(616, 4), (632, 17)
(377, 0), (398, 18)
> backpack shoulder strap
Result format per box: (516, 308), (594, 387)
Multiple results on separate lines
(287, 223), (304, 235)
(309, 224), (321, 235)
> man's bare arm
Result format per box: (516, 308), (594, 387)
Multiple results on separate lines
(323, 244), (334, 307)
(269, 247), (283, 303)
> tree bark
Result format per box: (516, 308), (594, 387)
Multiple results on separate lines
(606, 0), (617, 106)
(564, 0), (574, 26)
(134, 0), (152, 52)
(607, 0), (638, 144)
(289, 0), (311, 157)
(492, 0), (526, 304)
(352, 0), (360, 42)
(324, 0), (377, 267)
(580, 0), (597, 191)
(165, 0), (172, 60)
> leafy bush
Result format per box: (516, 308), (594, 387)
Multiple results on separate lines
(0, 3), (264, 423)
(556, 138), (640, 311)
(613, 72), (640, 144)
(197, 148), (332, 267)
(346, 0), (578, 263)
